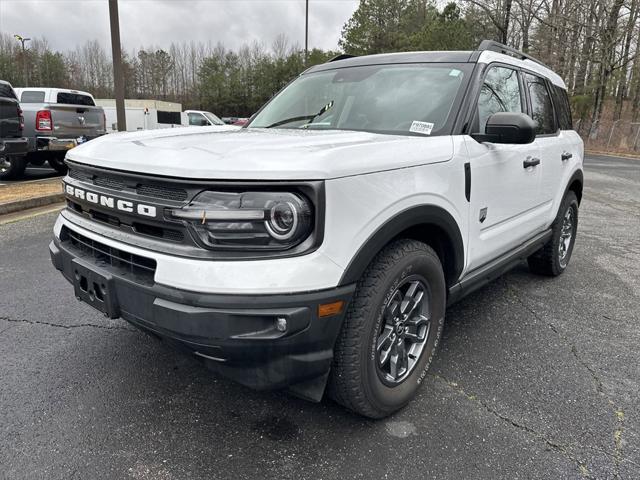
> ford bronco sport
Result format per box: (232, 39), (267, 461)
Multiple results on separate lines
(50, 41), (583, 418)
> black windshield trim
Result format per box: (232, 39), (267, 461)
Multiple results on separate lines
(249, 126), (456, 138)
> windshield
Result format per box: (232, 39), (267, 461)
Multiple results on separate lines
(249, 63), (470, 135)
(203, 111), (224, 125)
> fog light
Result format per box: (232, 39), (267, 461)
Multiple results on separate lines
(275, 317), (287, 332)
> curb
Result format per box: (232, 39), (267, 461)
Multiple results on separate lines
(585, 150), (640, 160)
(0, 193), (66, 216)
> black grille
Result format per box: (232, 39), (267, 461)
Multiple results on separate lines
(89, 209), (121, 227)
(162, 229), (185, 242)
(69, 169), (93, 183)
(132, 222), (185, 242)
(69, 166), (188, 202)
(136, 184), (188, 201)
(61, 226), (156, 283)
(94, 176), (126, 190)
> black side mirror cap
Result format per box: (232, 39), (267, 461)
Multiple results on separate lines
(471, 112), (536, 144)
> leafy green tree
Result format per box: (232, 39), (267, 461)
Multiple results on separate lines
(339, 1), (473, 54)
(421, 3), (473, 50)
(307, 48), (340, 66)
(0, 52), (21, 86)
(38, 51), (67, 87)
(339, 0), (412, 55)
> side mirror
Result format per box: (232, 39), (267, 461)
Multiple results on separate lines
(471, 112), (536, 144)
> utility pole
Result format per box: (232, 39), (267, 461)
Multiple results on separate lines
(13, 34), (31, 87)
(305, 0), (309, 65)
(108, 0), (127, 131)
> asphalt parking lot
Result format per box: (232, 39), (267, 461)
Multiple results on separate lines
(0, 153), (638, 479)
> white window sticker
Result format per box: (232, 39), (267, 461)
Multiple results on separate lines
(410, 121), (434, 135)
(449, 69), (462, 77)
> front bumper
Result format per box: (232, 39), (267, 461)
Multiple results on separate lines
(0, 137), (28, 156)
(49, 236), (355, 400)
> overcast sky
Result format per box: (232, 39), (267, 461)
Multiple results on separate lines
(0, 0), (360, 53)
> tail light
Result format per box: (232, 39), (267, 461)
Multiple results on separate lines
(18, 107), (24, 131)
(36, 110), (52, 131)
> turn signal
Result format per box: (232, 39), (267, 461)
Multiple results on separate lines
(318, 301), (344, 318)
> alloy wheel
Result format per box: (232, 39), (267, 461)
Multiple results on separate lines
(376, 275), (431, 386)
(558, 206), (575, 268)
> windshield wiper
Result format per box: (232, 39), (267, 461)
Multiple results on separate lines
(265, 101), (334, 128)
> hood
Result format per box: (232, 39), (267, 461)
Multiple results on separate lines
(67, 126), (454, 180)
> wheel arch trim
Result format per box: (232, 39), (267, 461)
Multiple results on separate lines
(338, 205), (465, 286)
(554, 169), (584, 205)
(565, 169), (584, 205)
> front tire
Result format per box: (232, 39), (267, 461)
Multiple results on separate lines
(528, 191), (579, 276)
(328, 239), (446, 418)
(0, 155), (27, 180)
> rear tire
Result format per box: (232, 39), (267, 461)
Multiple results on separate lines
(48, 154), (68, 175)
(328, 239), (446, 419)
(528, 191), (579, 276)
(0, 155), (27, 180)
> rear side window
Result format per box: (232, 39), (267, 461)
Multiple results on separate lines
(551, 85), (572, 130)
(475, 66), (522, 134)
(20, 91), (45, 103)
(0, 84), (16, 99)
(157, 111), (181, 125)
(525, 73), (556, 135)
(56, 92), (95, 106)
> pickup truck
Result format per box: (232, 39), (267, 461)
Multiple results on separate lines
(0, 80), (28, 180)
(14, 88), (106, 176)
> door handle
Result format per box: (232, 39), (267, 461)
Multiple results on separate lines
(523, 157), (541, 168)
(561, 152), (573, 161)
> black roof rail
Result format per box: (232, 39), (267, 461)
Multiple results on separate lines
(328, 54), (357, 63)
(477, 40), (550, 69)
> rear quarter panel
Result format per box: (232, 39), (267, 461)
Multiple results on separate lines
(550, 130), (584, 225)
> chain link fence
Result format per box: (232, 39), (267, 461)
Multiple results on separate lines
(576, 118), (640, 154)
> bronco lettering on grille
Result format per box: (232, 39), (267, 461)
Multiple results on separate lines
(65, 183), (157, 218)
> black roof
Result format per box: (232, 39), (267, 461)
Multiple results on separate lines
(305, 40), (550, 74)
(306, 51), (475, 73)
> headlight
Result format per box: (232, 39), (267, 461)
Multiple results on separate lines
(167, 191), (313, 250)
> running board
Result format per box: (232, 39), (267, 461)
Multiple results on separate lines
(447, 229), (552, 306)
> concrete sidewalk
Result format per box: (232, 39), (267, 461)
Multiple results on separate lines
(0, 178), (64, 216)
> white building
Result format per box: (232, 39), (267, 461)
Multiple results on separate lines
(95, 99), (187, 132)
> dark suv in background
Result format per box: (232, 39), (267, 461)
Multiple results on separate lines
(0, 80), (28, 180)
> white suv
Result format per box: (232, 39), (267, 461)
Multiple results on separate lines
(50, 41), (583, 418)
